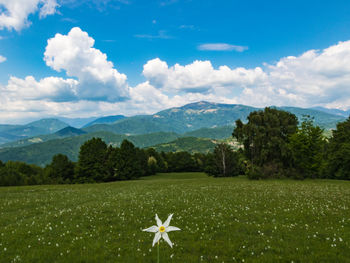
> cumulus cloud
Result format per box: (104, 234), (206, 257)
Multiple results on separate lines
(0, 27), (129, 105)
(44, 27), (129, 101)
(2, 76), (78, 102)
(143, 58), (267, 93)
(142, 40), (350, 110)
(198, 43), (248, 52)
(0, 54), (6, 63)
(0, 0), (59, 31)
(3, 35), (350, 124)
(248, 40), (350, 109)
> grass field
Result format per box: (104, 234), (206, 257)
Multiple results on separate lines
(0, 173), (349, 262)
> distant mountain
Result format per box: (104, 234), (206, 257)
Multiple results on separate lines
(0, 132), (26, 145)
(0, 119), (69, 145)
(0, 124), (22, 133)
(0, 126), (83, 149)
(311, 107), (350, 118)
(0, 101), (348, 165)
(83, 102), (259, 135)
(83, 102), (345, 135)
(0, 125), (24, 144)
(83, 115), (125, 128)
(58, 117), (98, 128)
(54, 126), (87, 137)
(278, 107), (346, 129)
(150, 137), (217, 154)
(24, 119), (69, 134)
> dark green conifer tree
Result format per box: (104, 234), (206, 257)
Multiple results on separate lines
(76, 137), (108, 182)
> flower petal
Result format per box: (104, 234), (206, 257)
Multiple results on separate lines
(163, 214), (173, 227)
(143, 226), (158, 233)
(162, 232), (173, 248)
(155, 214), (162, 227)
(166, 226), (181, 232)
(152, 232), (161, 247)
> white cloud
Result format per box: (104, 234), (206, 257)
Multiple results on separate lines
(39, 0), (59, 18)
(44, 27), (129, 102)
(0, 54), (6, 63)
(251, 40), (350, 109)
(142, 40), (350, 111)
(3, 34), (350, 124)
(0, 27), (131, 124)
(0, 0), (59, 31)
(143, 58), (267, 93)
(198, 43), (248, 52)
(2, 76), (78, 101)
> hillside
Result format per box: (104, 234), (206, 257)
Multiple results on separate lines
(183, 125), (234, 139)
(0, 119), (69, 144)
(58, 117), (98, 128)
(82, 102), (345, 135)
(279, 107), (345, 129)
(1, 125), (233, 149)
(0, 131), (181, 166)
(83, 102), (258, 135)
(150, 137), (217, 154)
(312, 107), (350, 118)
(0, 126), (87, 148)
(83, 115), (125, 128)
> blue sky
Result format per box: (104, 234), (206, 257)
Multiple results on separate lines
(1, 0), (350, 123)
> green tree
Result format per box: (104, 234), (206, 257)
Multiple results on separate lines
(115, 140), (143, 180)
(136, 148), (149, 177)
(326, 117), (350, 180)
(165, 151), (197, 172)
(76, 137), (108, 183)
(0, 161), (25, 186)
(205, 143), (240, 177)
(46, 154), (75, 183)
(288, 116), (326, 179)
(146, 148), (166, 173)
(0, 161), (45, 186)
(147, 156), (158, 175)
(233, 107), (298, 178)
(105, 146), (120, 181)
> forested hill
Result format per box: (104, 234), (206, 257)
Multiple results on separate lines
(83, 101), (346, 135)
(0, 119), (69, 144)
(0, 125), (235, 166)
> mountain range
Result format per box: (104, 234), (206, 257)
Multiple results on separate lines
(0, 101), (348, 166)
(0, 119), (69, 144)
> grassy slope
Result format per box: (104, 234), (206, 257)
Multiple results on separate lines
(0, 173), (349, 262)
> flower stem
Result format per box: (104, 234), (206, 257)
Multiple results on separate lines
(157, 241), (160, 263)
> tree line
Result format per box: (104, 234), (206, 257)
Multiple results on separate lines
(1, 107), (350, 186)
(0, 139), (215, 186)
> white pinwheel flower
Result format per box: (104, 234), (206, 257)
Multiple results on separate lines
(143, 214), (181, 248)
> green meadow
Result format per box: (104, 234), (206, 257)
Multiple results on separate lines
(0, 173), (349, 262)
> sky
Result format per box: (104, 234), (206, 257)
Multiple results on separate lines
(1, 0), (350, 124)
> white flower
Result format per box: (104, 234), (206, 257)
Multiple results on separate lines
(143, 214), (181, 248)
